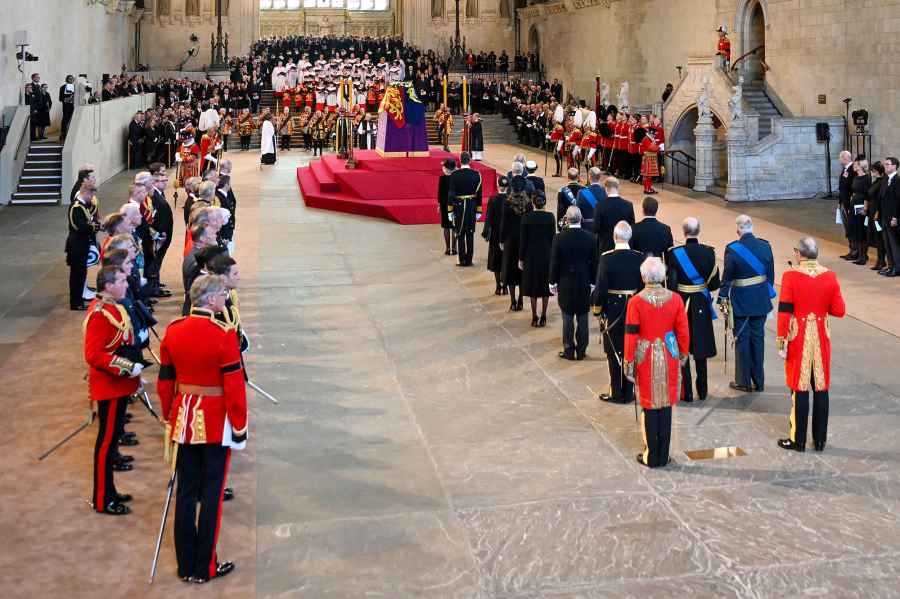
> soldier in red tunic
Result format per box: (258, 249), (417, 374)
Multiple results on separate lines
(566, 126), (583, 171)
(83, 265), (144, 514)
(776, 237), (846, 452)
(549, 123), (566, 177)
(624, 257), (690, 468)
(158, 274), (248, 583)
(717, 26), (732, 71)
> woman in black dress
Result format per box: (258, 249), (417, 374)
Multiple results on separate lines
(850, 159), (871, 265)
(500, 181), (532, 311)
(519, 191), (556, 326)
(482, 176), (508, 295)
(865, 161), (886, 270)
(437, 159), (457, 255)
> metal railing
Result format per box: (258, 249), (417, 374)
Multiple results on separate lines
(730, 44), (765, 74)
(664, 149), (696, 189)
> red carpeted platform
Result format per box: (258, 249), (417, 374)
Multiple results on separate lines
(296, 149), (499, 225)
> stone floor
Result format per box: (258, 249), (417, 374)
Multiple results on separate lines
(2, 143), (900, 598)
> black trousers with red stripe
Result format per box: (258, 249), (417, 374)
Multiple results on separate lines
(174, 444), (231, 579)
(93, 397), (127, 511)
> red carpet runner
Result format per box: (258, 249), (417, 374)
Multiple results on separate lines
(296, 149), (499, 225)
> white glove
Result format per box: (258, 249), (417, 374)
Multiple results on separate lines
(130, 363), (144, 378)
(659, 143), (665, 151)
(778, 347), (787, 360)
(175, 153), (183, 163)
(549, 283), (559, 296)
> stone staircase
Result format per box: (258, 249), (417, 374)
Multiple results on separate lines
(744, 83), (781, 139)
(10, 141), (63, 205)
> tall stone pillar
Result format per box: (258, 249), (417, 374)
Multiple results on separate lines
(725, 117), (749, 202)
(693, 114), (716, 193)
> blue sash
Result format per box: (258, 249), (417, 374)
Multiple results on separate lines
(728, 241), (777, 298)
(580, 187), (599, 209)
(562, 186), (576, 206)
(672, 247), (717, 320)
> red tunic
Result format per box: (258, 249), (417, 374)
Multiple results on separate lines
(776, 261), (846, 391)
(640, 136), (661, 177)
(83, 297), (141, 401)
(614, 121), (628, 151)
(627, 124), (639, 155)
(199, 133), (219, 173)
(157, 309), (248, 445)
(550, 125), (565, 153)
(176, 142), (201, 187)
(717, 37), (732, 62)
(624, 286), (690, 410)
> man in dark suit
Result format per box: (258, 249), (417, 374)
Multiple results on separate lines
(837, 150), (857, 260)
(880, 157), (900, 276)
(591, 221), (644, 403)
(594, 176), (636, 253)
(575, 167), (606, 234)
(448, 151), (484, 267)
(525, 160), (545, 193)
(146, 162), (174, 297)
(128, 112), (146, 169)
(550, 206), (598, 361)
(667, 217), (720, 401)
(556, 168), (583, 230)
(631, 196), (673, 257)
(717, 215), (775, 392)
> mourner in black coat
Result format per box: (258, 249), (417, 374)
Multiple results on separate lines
(837, 152), (857, 259)
(519, 193), (556, 326)
(550, 206), (598, 360)
(438, 159), (457, 255)
(666, 218), (720, 401)
(482, 177), (509, 295)
(500, 187), (532, 310)
(880, 157), (900, 276)
(591, 222), (644, 403)
(630, 197), (674, 257)
(556, 169), (583, 231)
(593, 178), (635, 253)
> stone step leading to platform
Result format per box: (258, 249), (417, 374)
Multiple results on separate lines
(11, 141), (63, 205)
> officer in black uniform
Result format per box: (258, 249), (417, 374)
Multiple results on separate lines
(147, 162), (174, 298)
(556, 168), (583, 231)
(66, 173), (101, 310)
(449, 151), (484, 267)
(666, 217), (720, 401)
(591, 220), (644, 403)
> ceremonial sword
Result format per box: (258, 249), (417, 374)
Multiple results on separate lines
(37, 411), (94, 461)
(149, 465), (177, 585)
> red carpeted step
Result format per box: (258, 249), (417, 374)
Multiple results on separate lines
(309, 160), (340, 192)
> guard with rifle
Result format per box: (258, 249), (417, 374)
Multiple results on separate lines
(666, 217), (720, 402)
(591, 221), (644, 404)
(83, 265), (146, 515)
(157, 274), (247, 583)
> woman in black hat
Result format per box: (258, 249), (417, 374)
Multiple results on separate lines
(519, 190), (555, 326)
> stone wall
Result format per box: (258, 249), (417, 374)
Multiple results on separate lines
(403, 0), (515, 56)
(0, 1), (131, 123)
(140, 0), (259, 69)
(727, 116), (845, 202)
(516, 0), (897, 160)
(260, 8), (394, 38)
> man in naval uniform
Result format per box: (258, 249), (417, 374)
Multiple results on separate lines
(448, 151), (483, 267)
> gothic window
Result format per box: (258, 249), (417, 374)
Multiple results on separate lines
(185, 0), (200, 16)
(156, 0), (170, 16)
(466, 0), (477, 17)
(499, 0), (510, 18)
(215, 0), (231, 15)
(431, 0), (443, 18)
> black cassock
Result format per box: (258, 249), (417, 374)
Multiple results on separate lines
(469, 120), (484, 152)
(518, 210), (555, 298)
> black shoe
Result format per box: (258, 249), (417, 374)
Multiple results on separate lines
(886, 270), (900, 278)
(100, 502), (131, 515)
(538, 315), (546, 327)
(223, 487), (234, 501)
(124, 413), (132, 423)
(456, 262), (470, 267)
(509, 301), (517, 312)
(839, 252), (856, 260)
(501, 286), (508, 295)
(119, 435), (139, 446)
(450, 249), (457, 255)
(71, 305), (88, 311)
(697, 395), (708, 401)
(871, 262), (886, 271)
(115, 493), (133, 503)
(114, 454), (134, 464)
(494, 284), (502, 295)
(682, 397), (694, 403)
(777, 438), (805, 452)
(599, 393), (625, 404)
(558, 351), (575, 360)
(853, 257), (868, 265)
(531, 315), (538, 327)
(153, 288), (173, 297)
(516, 297), (524, 311)
(190, 561), (235, 583)
(814, 442), (825, 452)
(575, 353), (586, 361)
(879, 268), (892, 276)
(729, 382), (753, 393)
(752, 384), (764, 393)
(444, 248), (451, 255)
(112, 462), (134, 472)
